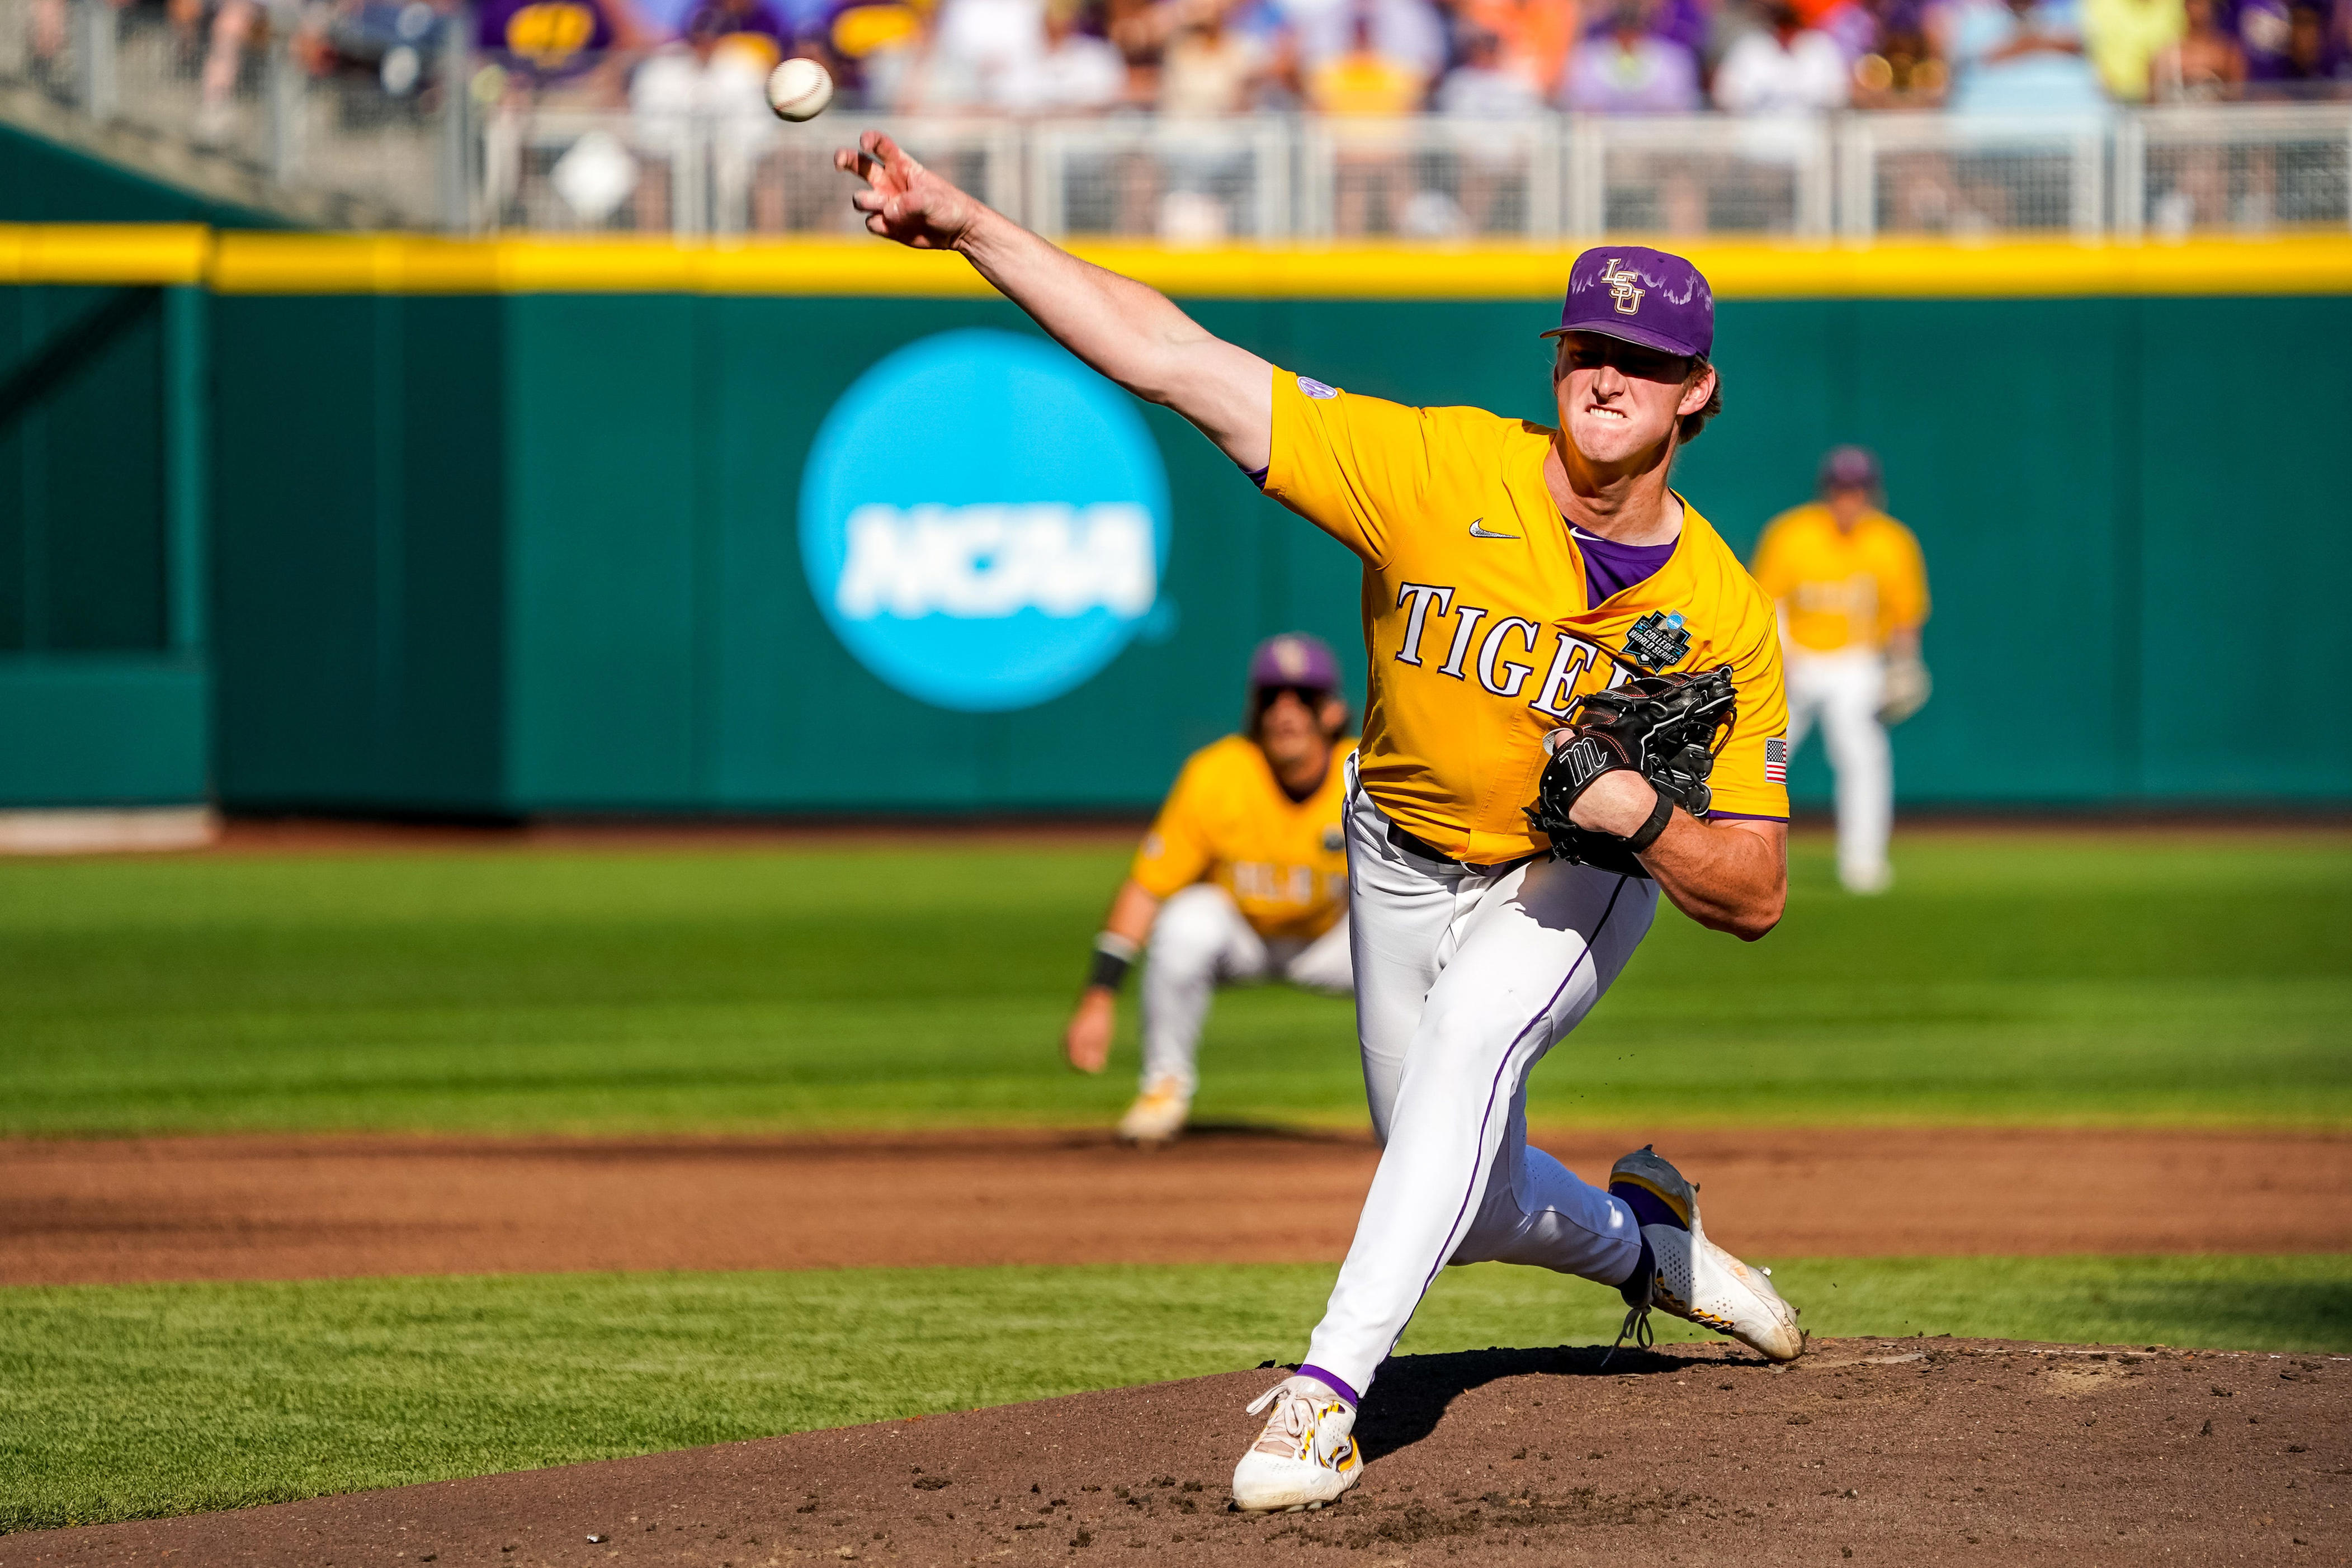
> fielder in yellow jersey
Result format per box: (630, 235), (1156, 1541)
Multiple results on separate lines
(1062, 635), (1357, 1144)
(1751, 445), (1933, 894)
(842, 130), (1806, 1514)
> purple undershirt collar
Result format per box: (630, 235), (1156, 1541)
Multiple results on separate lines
(1571, 525), (1676, 603)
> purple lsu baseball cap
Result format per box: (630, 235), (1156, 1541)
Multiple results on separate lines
(1248, 632), (1341, 695)
(1542, 245), (1715, 361)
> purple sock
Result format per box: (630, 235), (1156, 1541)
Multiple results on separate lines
(1619, 1234), (1657, 1308)
(1610, 1179), (1688, 1233)
(1295, 1363), (1360, 1408)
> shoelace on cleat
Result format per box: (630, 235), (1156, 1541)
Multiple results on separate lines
(1245, 1384), (1355, 1466)
(1247, 1388), (1320, 1458)
(1602, 1300), (1654, 1368)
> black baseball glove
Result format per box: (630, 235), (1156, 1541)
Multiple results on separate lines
(1523, 665), (1737, 877)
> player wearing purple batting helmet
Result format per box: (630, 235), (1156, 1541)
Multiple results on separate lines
(1065, 635), (1356, 1146)
(1244, 631), (1350, 740)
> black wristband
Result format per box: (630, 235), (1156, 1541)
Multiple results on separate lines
(1620, 785), (1675, 856)
(1086, 932), (1140, 992)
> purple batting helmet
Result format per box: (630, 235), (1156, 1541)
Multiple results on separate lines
(1248, 632), (1341, 697)
(1543, 245), (1715, 361)
(1245, 632), (1348, 739)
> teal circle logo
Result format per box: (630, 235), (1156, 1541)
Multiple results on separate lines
(799, 328), (1170, 713)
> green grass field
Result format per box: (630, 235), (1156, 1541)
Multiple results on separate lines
(7, 1255), (2348, 1532)
(4, 830), (2346, 1534)
(3, 832), (2346, 1135)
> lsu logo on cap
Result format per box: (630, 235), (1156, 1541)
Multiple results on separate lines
(1599, 258), (1644, 316)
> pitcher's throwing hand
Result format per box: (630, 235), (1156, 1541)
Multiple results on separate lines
(835, 131), (983, 250)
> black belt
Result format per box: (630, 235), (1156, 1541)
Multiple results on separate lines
(1385, 822), (1542, 876)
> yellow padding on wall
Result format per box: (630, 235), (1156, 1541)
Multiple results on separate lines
(203, 231), (2352, 297)
(0, 224), (211, 285)
(3, 223), (2350, 297)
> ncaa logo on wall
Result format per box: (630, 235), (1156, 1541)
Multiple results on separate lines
(799, 328), (1170, 712)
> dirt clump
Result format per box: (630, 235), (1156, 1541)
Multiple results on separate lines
(10, 1338), (2345, 1566)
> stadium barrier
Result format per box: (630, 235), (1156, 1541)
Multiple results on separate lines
(2, 223), (2349, 815)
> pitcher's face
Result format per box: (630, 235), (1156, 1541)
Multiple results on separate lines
(1552, 333), (1713, 469)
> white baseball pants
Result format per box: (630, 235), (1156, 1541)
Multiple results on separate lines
(1784, 648), (1892, 892)
(1140, 884), (1354, 1099)
(1300, 767), (1657, 1400)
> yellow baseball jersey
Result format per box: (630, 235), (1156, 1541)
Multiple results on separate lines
(1750, 504), (1930, 654)
(1265, 370), (1791, 866)
(1130, 734), (1355, 942)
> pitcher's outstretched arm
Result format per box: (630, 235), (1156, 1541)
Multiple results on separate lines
(836, 130), (1273, 473)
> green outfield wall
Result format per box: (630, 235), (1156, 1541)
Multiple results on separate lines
(4, 225), (2349, 814)
(0, 273), (211, 806)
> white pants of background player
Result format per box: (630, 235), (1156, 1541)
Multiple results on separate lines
(1784, 647), (1892, 892)
(1300, 760), (1658, 1399)
(1140, 884), (1354, 1099)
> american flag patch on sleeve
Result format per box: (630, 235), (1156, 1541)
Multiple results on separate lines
(1764, 735), (1788, 784)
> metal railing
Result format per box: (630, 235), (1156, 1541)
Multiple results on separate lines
(6, 0), (2349, 240)
(1, 0), (462, 224)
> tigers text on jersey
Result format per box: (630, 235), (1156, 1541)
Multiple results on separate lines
(1130, 734), (1354, 942)
(1265, 370), (1789, 866)
(1750, 503), (1930, 655)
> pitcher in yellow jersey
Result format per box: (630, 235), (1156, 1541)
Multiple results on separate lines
(842, 130), (1805, 1514)
(1751, 446), (1932, 894)
(1064, 634), (1357, 1144)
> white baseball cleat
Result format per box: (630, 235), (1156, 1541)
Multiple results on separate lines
(1231, 1374), (1363, 1513)
(1610, 1145), (1805, 1363)
(1117, 1077), (1191, 1144)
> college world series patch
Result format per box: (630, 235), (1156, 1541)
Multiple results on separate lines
(1623, 610), (1693, 670)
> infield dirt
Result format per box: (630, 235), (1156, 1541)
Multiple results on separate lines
(7, 1338), (2344, 1566)
(4, 1126), (2346, 1286)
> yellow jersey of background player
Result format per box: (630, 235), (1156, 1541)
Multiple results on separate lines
(1750, 445), (1932, 894)
(1064, 634), (1358, 1144)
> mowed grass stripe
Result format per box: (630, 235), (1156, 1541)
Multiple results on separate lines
(3, 1255), (2346, 1533)
(2, 833), (2346, 1135)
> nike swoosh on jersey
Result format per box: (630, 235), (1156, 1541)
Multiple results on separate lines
(1466, 518), (1520, 540)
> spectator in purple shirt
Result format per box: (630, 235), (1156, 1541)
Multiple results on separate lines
(682, 0), (790, 53)
(2249, 0), (2351, 90)
(1558, 0), (1703, 110)
(2223, 0), (2298, 76)
(1582, 0), (1711, 61)
(479, 0), (632, 82)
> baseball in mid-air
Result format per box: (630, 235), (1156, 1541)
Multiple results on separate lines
(766, 56), (834, 121)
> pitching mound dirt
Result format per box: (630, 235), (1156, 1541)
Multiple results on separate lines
(7, 1338), (2342, 1566)
(8, 1127), (2347, 1286)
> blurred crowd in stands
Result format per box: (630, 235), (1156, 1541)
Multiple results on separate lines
(481, 0), (2352, 114)
(26, 0), (2352, 152)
